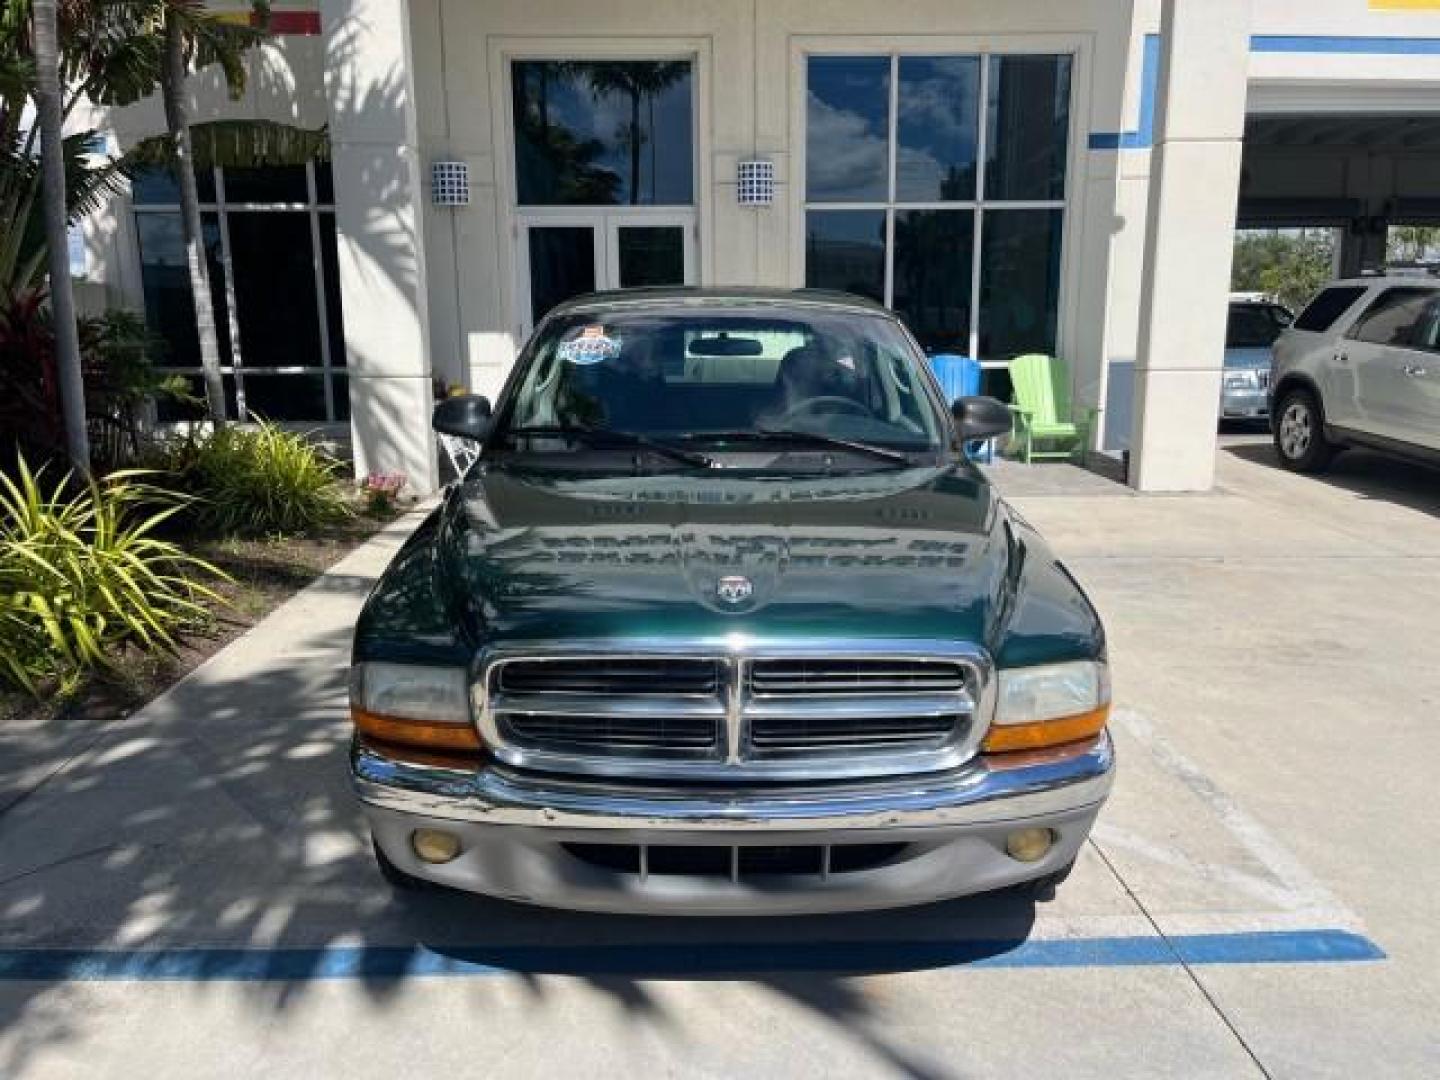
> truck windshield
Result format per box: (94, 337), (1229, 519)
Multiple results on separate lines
(1226, 303), (1290, 349)
(498, 305), (946, 465)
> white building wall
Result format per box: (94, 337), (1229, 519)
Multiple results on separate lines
(411, 0), (1139, 426)
(81, 0), (1440, 492)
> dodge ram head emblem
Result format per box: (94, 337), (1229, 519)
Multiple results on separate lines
(715, 575), (754, 604)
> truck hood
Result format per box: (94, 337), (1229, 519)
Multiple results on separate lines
(445, 465), (1009, 648)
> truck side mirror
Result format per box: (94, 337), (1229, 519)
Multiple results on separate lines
(433, 394), (492, 441)
(952, 395), (1012, 441)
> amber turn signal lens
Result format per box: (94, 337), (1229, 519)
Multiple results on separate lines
(981, 704), (1110, 754)
(351, 706), (483, 752)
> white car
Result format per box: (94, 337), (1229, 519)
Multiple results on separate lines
(1221, 297), (1292, 422)
(1270, 276), (1440, 472)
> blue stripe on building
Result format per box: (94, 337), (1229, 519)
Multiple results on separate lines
(1089, 33), (1161, 151)
(1090, 35), (1440, 151)
(1250, 35), (1440, 55)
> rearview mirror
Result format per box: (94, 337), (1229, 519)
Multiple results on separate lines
(688, 335), (764, 356)
(952, 395), (1012, 441)
(432, 394), (492, 441)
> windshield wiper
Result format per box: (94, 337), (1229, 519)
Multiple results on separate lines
(680, 428), (916, 466)
(504, 425), (715, 468)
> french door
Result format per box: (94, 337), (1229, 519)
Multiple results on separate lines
(516, 209), (695, 336)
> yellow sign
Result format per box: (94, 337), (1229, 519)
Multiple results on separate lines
(1370, 0), (1440, 10)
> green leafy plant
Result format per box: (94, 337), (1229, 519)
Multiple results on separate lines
(158, 420), (353, 537)
(0, 456), (227, 695)
(0, 289), (189, 472)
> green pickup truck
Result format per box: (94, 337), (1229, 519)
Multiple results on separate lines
(349, 288), (1113, 914)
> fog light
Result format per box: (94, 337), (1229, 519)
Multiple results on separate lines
(1005, 827), (1055, 863)
(411, 828), (462, 864)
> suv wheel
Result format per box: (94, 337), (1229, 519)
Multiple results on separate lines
(1274, 388), (1335, 473)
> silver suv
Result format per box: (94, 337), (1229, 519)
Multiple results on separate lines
(1271, 276), (1440, 472)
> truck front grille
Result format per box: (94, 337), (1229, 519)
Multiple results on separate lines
(482, 653), (980, 780)
(498, 658), (721, 697)
(503, 712), (718, 751)
(749, 658), (966, 696)
(748, 712), (959, 749)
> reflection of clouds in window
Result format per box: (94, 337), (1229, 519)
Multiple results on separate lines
(898, 65), (977, 146)
(896, 57), (979, 203)
(805, 92), (889, 201)
(895, 147), (957, 204)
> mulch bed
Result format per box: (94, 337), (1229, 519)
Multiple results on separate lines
(0, 514), (392, 732)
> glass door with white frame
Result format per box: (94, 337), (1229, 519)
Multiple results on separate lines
(608, 213), (693, 289)
(518, 210), (694, 334)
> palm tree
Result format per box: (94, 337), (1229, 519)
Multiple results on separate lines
(3, 0), (323, 461)
(31, 0), (89, 469)
(156, 1), (267, 427)
(161, 6), (222, 424)
(581, 61), (689, 204)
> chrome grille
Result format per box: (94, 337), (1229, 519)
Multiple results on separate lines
(750, 658), (966, 696)
(748, 712), (959, 748)
(498, 658), (721, 696)
(504, 713), (718, 751)
(481, 651), (983, 781)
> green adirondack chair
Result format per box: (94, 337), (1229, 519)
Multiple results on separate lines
(1006, 354), (1099, 463)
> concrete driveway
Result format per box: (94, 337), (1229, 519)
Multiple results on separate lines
(2, 433), (1437, 1078)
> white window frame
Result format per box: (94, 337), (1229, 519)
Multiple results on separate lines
(489, 38), (713, 343)
(514, 207), (698, 336)
(791, 35), (1089, 370)
(131, 160), (345, 422)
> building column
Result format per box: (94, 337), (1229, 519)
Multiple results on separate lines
(1128, 0), (1254, 492)
(321, 0), (439, 494)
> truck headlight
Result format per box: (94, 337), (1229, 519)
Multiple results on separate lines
(349, 662), (480, 751)
(1224, 371), (1257, 390)
(983, 660), (1110, 753)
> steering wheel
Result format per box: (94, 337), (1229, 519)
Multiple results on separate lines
(776, 396), (871, 425)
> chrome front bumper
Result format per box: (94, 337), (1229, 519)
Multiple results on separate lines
(353, 735), (1114, 914)
(1221, 386), (1270, 419)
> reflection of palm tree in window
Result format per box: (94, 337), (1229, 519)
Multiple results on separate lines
(580, 62), (689, 204)
(893, 209), (970, 353)
(514, 62), (620, 204)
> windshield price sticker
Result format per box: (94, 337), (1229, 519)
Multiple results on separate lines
(559, 325), (622, 365)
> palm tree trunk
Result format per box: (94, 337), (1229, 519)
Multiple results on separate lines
(162, 10), (227, 426)
(32, 0), (90, 472)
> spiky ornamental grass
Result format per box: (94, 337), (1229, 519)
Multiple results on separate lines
(0, 457), (229, 695)
(152, 421), (354, 538)
(185, 422), (354, 537)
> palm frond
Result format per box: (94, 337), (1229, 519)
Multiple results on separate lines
(125, 119), (330, 171)
(163, 0), (267, 99)
(7, 128), (130, 290)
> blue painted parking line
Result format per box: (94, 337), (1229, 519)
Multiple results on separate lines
(0, 929), (1383, 983)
